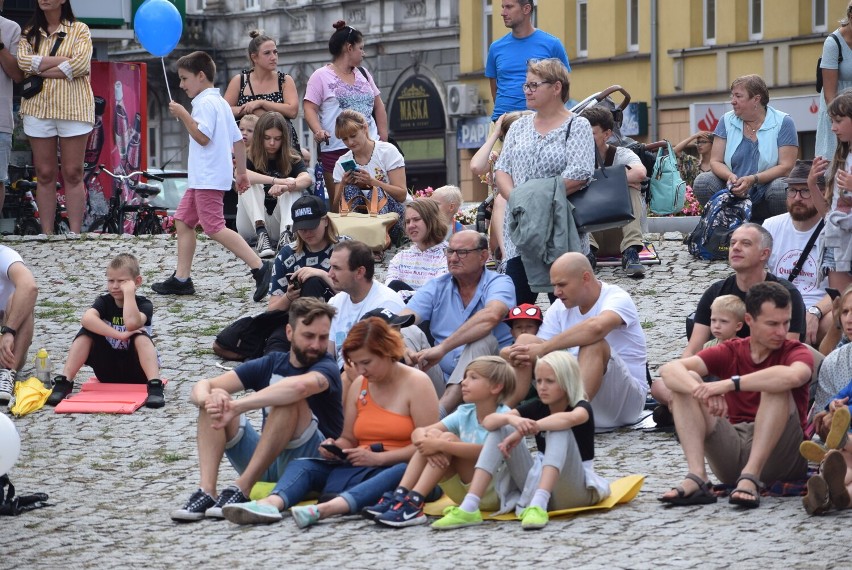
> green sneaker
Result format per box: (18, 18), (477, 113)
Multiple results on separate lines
(222, 500), (282, 525)
(430, 506), (482, 530)
(520, 505), (549, 530)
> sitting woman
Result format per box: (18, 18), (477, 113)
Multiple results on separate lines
(332, 110), (408, 242)
(812, 285), (852, 414)
(239, 112), (312, 257)
(221, 317), (439, 527)
(384, 198), (448, 300)
(673, 131), (714, 189)
(431, 351), (610, 531)
(692, 74), (798, 223)
(431, 185), (465, 239)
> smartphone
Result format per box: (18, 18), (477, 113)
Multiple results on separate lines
(321, 443), (348, 460)
(341, 159), (358, 172)
(286, 274), (301, 290)
(827, 287), (841, 300)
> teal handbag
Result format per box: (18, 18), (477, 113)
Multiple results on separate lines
(649, 141), (687, 215)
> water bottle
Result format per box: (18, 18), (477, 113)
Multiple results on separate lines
(34, 348), (52, 388)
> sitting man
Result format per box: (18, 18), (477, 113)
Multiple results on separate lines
(504, 252), (648, 429)
(0, 244), (37, 407)
(762, 160), (834, 348)
(652, 223), (807, 415)
(402, 230), (515, 417)
(170, 298), (343, 521)
(580, 106), (648, 277)
(658, 282), (812, 508)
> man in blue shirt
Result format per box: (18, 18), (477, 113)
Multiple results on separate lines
(403, 230), (516, 417)
(486, 0), (570, 121)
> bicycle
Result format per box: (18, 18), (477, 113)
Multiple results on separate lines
(2, 164), (70, 235)
(90, 165), (168, 235)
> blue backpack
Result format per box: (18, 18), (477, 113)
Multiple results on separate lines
(684, 188), (752, 260)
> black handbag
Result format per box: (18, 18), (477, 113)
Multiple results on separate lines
(21, 32), (66, 100)
(568, 143), (635, 233)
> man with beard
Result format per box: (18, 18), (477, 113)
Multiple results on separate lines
(763, 160), (834, 347)
(171, 298), (343, 522)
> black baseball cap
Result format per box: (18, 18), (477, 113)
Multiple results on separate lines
(361, 308), (415, 328)
(291, 195), (328, 231)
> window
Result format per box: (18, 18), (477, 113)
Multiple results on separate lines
(703, 0), (716, 45)
(147, 99), (161, 169)
(482, 0), (493, 67)
(245, 0), (258, 10)
(749, 0), (762, 40)
(813, 0), (828, 33)
(627, 0), (639, 52)
(577, 0), (588, 57)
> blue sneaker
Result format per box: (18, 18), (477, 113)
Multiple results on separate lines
(361, 490), (403, 520)
(291, 504), (321, 529)
(376, 496), (427, 528)
(222, 500), (282, 525)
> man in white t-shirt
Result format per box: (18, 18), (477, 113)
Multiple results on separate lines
(0, 4), (22, 215)
(762, 160), (834, 347)
(326, 240), (404, 368)
(581, 107), (648, 277)
(0, 245), (37, 406)
(503, 252), (648, 429)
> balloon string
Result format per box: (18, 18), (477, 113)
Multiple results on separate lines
(161, 57), (173, 101)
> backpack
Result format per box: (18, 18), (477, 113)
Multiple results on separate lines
(816, 33), (843, 93)
(212, 310), (288, 361)
(648, 141), (687, 215)
(684, 188), (752, 260)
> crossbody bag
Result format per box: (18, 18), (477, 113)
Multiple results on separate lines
(21, 32), (67, 100)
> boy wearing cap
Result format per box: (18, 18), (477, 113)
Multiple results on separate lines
(505, 303), (543, 340)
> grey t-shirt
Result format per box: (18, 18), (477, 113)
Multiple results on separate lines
(0, 17), (20, 134)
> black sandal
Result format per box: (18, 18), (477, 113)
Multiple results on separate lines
(728, 473), (763, 509)
(658, 473), (718, 506)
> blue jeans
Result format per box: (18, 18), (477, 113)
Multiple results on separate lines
(273, 458), (407, 513)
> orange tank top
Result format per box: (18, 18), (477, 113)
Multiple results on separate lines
(352, 377), (415, 451)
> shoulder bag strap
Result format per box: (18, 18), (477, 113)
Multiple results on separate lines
(245, 70), (256, 96)
(833, 32), (844, 65)
(278, 71), (285, 93)
(788, 219), (825, 282)
(49, 31), (66, 56)
(604, 144), (617, 167)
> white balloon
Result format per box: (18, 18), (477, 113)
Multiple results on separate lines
(0, 413), (20, 476)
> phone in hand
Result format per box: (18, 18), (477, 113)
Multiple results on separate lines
(287, 273), (301, 290)
(341, 159), (358, 172)
(827, 287), (842, 300)
(321, 443), (348, 460)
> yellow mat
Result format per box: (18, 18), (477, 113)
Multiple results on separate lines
(250, 474), (645, 518)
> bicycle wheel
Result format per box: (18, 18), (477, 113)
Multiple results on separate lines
(90, 214), (120, 234)
(134, 210), (157, 235)
(18, 218), (41, 235)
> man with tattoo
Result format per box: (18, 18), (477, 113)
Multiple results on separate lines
(170, 298), (343, 521)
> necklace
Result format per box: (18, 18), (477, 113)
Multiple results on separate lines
(744, 117), (764, 136)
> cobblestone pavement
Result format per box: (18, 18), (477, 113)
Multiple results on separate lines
(2, 232), (850, 570)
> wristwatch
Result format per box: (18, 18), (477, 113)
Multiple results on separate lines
(1, 326), (16, 337)
(807, 306), (823, 320)
(731, 375), (741, 392)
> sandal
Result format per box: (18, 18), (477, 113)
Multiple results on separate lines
(728, 473), (763, 509)
(658, 473), (717, 506)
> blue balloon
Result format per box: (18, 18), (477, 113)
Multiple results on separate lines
(134, 0), (183, 58)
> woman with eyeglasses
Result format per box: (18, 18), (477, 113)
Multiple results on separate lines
(673, 131), (714, 189)
(305, 20), (388, 212)
(493, 58), (594, 305)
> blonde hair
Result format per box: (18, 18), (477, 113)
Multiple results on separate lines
(293, 216), (340, 255)
(334, 109), (370, 141)
(536, 351), (585, 406)
(431, 185), (463, 209)
(239, 114), (259, 128)
(463, 356), (516, 404)
(108, 253), (140, 278)
(526, 58), (571, 103)
(841, 1), (852, 26)
(710, 294), (746, 323)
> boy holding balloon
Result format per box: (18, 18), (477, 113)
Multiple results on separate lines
(150, 51), (272, 303)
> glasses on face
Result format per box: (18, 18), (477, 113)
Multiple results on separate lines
(522, 81), (553, 93)
(510, 306), (540, 318)
(445, 247), (485, 259)
(786, 187), (811, 199)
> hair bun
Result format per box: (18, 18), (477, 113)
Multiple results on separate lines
(332, 20), (347, 30)
(249, 29), (263, 39)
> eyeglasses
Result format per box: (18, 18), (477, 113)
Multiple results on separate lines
(510, 306), (540, 318)
(786, 187), (811, 198)
(522, 81), (552, 93)
(445, 247), (485, 258)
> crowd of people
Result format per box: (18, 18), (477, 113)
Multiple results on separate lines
(1, 0), (852, 533)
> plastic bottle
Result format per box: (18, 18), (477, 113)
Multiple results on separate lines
(34, 348), (52, 388)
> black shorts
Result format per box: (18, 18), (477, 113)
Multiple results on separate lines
(76, 328), (152, 384)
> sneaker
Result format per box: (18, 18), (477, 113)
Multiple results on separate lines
(376, 496), (427, 528)
(145, 379), (165, 409)
(430, 506), (482, 530)
(222, 500), (282, 525)
(800, 440), (829, 464)
(0, 368), (13, 406)
(205, 484), (249, 519)
(621, 247), (645, 277)
(826, 406), (851, 450)
(652, 404), (674, 428)
(822, 450), (852, 509)
(361, 490), (403, 520)
(252, 261), (272, 302)
(152, 272), (195, 295)
(170, 489), (216, 522)
(519, 505), (549, 530)
(290, 504), (321, 529)
(277, 227), (294, 252)
(255, 231), (275, 259)
(802, 475), (831, 516)
(46, 374), (73, 406)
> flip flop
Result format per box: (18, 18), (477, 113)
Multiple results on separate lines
(729, 473), (763, 509)
(658, 473), (717, 506)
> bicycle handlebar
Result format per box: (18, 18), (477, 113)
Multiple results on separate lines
(98, 165), (165, 183)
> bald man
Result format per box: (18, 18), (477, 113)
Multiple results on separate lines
(502, 252), (648, 429)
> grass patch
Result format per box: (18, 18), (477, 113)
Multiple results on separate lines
(637, 289), (658, 296)
(129, 459), (149, 470)
(641, 320), (655, 330)
(160, 451), (187, 463)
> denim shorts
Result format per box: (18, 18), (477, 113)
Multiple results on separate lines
(821, 245), (852, 277)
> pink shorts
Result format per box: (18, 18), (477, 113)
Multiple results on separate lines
(320, 149), (348, 173)
(175, 188), (226, 235)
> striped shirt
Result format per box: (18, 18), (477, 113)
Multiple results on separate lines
(17, 20), (94, 124)
(384, 241), (449, 293)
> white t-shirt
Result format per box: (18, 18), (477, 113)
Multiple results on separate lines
(332, 141), (408, 201)
(188, 88), (242, 190)
(611, 146), (643, 191)
(328, 280), (406, 367)
(0, 18), (20, 134)
(0, 245), (23, 309)
(762, 213), (827, 308)
(304, 65), (380, 153)
(537, 282), (647, 385)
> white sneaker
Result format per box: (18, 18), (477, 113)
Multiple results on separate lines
(255, 232), (274, 259)
(0, 368), (15, 406)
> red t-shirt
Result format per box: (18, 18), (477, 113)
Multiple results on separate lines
(697, 338), (813, 427)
